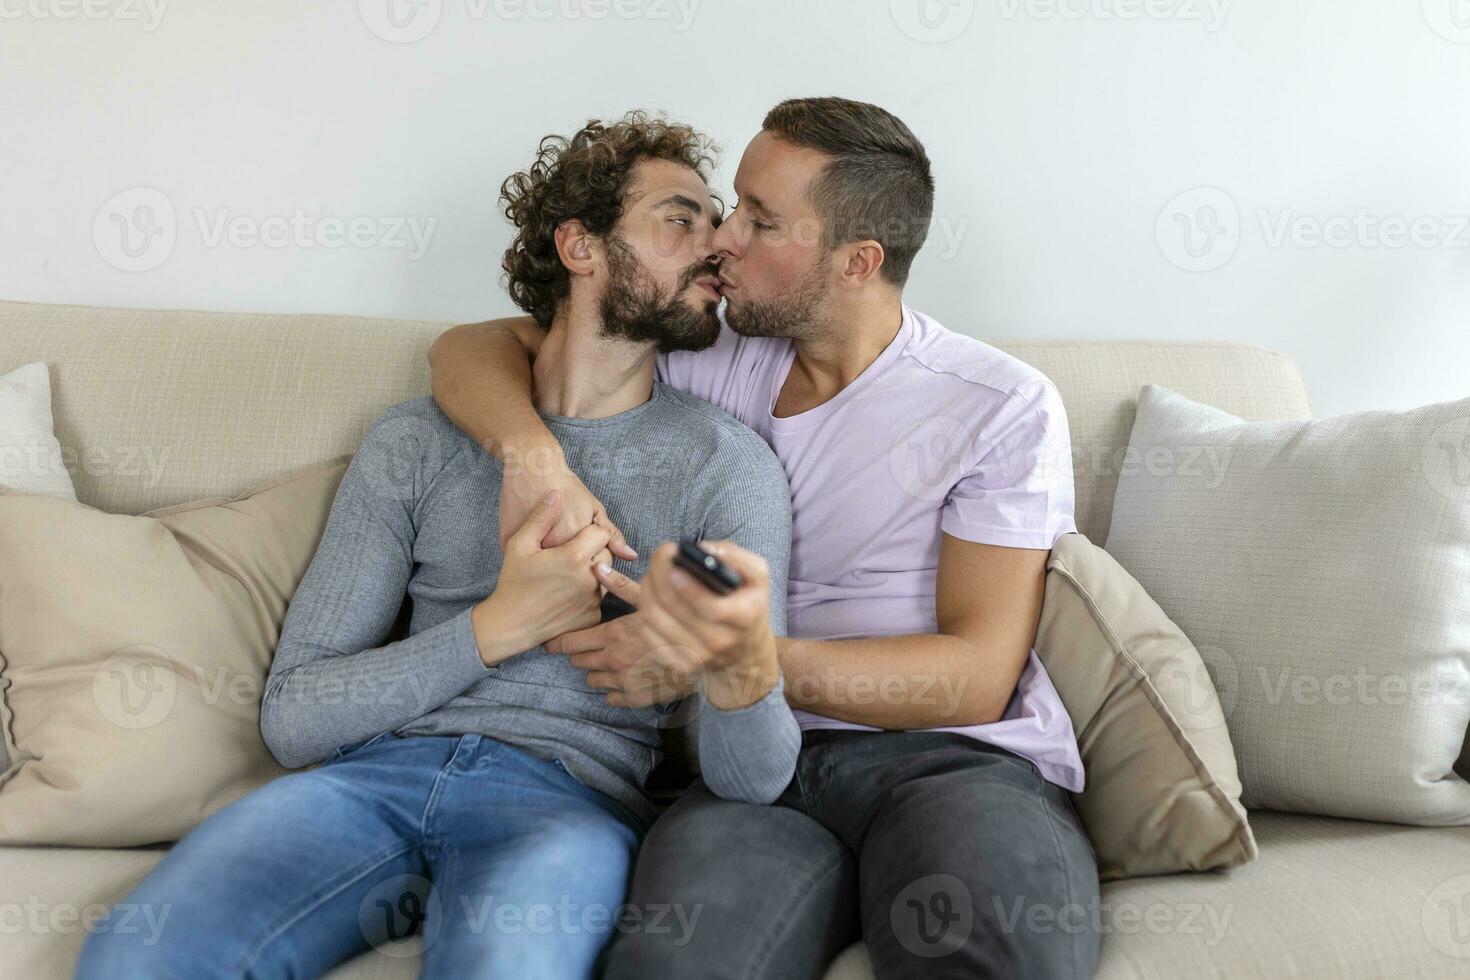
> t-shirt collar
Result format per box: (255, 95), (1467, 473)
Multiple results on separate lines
(766, 304), (916, 433)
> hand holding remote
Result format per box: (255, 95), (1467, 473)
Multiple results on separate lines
(548, 539), (780, 710)
(637, 539), (780, 709)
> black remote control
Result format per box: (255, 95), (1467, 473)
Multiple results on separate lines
(672, 539), (743, 595)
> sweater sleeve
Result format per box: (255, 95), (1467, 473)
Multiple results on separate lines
(259, 408), (495, 768)
(683, 428), (801, 804)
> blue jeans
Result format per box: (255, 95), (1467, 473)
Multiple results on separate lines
(77, 732), (644, 979)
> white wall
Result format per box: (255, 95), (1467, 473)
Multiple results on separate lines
(3, 0), (1468, 418)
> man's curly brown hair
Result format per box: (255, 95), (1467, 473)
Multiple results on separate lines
(500, 111), (721, 328)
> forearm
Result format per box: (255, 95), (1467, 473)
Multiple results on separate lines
(777, 634), (1013, 729)
(428, 321), (555, 463)
(695, 674), (801, 804)
(261, 607), (495, 768)
(261, 593), (546, 769)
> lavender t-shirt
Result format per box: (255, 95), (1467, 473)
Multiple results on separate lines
(658, 304), (1084, 791)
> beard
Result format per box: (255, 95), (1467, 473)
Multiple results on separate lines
(724, 251), (833, 341)
(599, 235), (722, 355)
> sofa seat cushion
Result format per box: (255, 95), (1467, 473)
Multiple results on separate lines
(0, 844), (173, 980)
(0, 843), (420, 980)
(5, 810), (1466, 978)
(1094, 810), (1470, 979)
(828, 810), (1470, 979)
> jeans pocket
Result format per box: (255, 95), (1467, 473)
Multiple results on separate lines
(327, 731), (395, 764)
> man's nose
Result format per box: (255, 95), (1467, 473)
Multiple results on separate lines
(710, 216), (740, 260)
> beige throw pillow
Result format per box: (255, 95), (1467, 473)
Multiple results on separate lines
(0, 457), (349, 846)
(1037, 532), (1257, 880)
(1105, 385), (1470, 825)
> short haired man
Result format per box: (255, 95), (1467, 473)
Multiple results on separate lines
(429, 97), (1101, 979)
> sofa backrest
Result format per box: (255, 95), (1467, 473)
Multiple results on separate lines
(0, 299), (1312, 542)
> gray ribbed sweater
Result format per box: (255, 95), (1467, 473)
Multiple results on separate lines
(259, 385), (799, 825)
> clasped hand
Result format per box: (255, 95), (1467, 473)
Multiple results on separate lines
(489, 469), (780, 710)
(545, 540), (778, 709)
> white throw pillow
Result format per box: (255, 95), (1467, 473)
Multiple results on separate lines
(0, 362), (76, 776)
(1105, 385), (1470, 825)
(0, 362), (76, 502)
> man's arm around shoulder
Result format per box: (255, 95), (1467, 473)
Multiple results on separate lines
(428, 317), (637, 559)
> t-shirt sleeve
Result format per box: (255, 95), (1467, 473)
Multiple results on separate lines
(941, 380), (1078, 550)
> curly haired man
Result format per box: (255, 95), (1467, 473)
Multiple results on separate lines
(78, 112), (800, 980)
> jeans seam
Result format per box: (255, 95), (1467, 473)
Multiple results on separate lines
(793, 745), (826, 813)
(1035, 774), (1084, 980)
(234, 840), (422, 975)
(421, 737), (469, 839)
(420, 835), (456, 972)
(1064, 792), (1097, 862)
(740, 843), (851, 980)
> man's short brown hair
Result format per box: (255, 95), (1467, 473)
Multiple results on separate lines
(762, 97), (934, 288)
(501, 111), (719, 327)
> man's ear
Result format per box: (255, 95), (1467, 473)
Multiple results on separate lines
(835, 239), (887, 290)
(554, 219), (599, 277)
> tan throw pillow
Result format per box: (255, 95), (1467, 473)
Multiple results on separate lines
(0, 457), (349, 847)
(1037, 532), (1257, 881)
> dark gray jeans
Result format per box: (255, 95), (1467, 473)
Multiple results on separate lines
(603, 730), (1100, 980)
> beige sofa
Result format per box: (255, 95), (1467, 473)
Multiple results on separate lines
(1, 298), (1466, 979)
